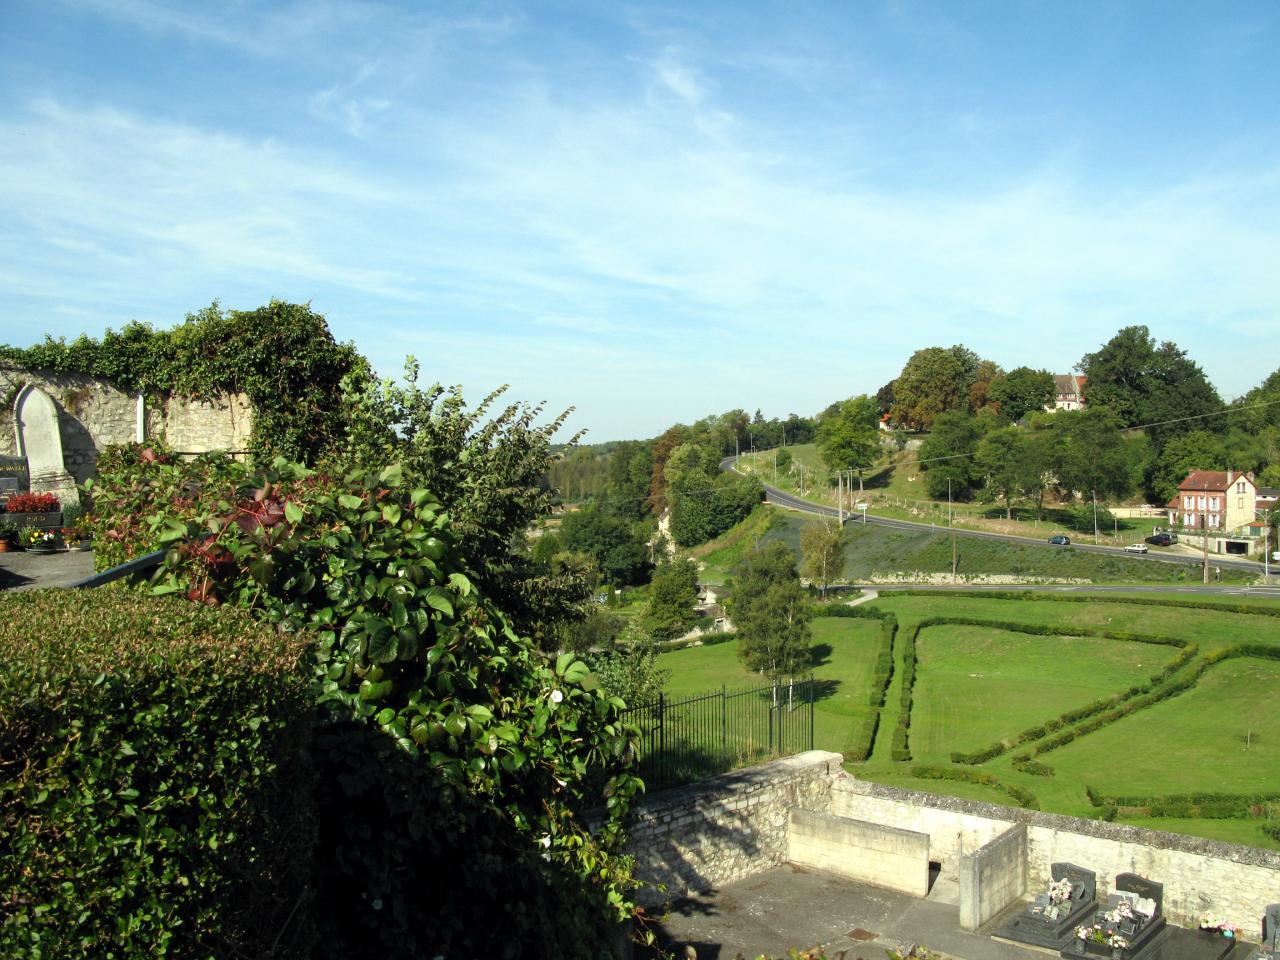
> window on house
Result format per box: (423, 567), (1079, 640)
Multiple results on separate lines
(1239, 498), (1245, 509)
(1210, 497), (1219, 510)
(1238, 482), (1246, 493)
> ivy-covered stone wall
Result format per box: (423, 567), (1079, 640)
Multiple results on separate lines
(1, 366), (250, 486)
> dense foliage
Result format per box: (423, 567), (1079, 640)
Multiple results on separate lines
(0, 590), (314, 959)
(93, 451), (642, 957)
(728, 541), (812, 681)
(1, 301), (369, 464)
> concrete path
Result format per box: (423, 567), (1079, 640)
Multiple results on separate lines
(0, 548), (96, 591)
(646, 864), (1048, 960)
(846, 589), (879, 607)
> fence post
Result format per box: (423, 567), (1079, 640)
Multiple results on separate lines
(658, 692), (666, 785)
(721, 685), (727, 758)
(809, 675), (815, 750)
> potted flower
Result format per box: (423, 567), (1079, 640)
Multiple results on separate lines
(3, 492), (62, 527)
(1108, 933), (1130, 959)
(0, 519), (17, 553)
(60, 505), (92, 551)
(23, 528), (59, 554)
(1200, 917), (1238, 938)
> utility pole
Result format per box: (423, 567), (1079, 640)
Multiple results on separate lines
(949, 478), (957, 583)
(838, 471), (844, 524)
(1202, 482), (1210, 585)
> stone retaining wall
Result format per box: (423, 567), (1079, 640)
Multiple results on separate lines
(960, 823), (1027, 931)
(789, 808), (930, 895)
(834, 777), (1280, 935)
(624, 751), (842, 905)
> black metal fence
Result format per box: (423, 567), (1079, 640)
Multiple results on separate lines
(622, 676), (816, 789)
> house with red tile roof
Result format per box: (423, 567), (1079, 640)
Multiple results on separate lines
(1166, 469), (1257, 534)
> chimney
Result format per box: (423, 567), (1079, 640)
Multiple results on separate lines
(1227, 468), (1234, 485)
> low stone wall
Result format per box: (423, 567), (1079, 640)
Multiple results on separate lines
(789, 808), (929, 896)
(960, 823), (1027, 931)
(624, 751), (842, 906)
(833, 777), (1280, 934)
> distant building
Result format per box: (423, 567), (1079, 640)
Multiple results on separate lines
(1046, 374), (1087, 412)
(1258, 487), (1279, 512)
(1166, 470), (1257, 533)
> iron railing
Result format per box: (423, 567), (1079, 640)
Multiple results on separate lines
(622, 676), (815, 789)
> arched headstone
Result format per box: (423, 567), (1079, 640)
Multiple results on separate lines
(14, 384), (79, 508)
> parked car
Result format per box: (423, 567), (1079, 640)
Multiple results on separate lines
(1125, 543), (1149, 554)
(1145, 532), (1176, 546)
(1048, 534), (1071, 545)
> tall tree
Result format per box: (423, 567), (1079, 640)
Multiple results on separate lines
(968, 359), (1005, 412)
(989, 367), (1055, 422)
(1045, 408), (1135, 505)
(800, 520), (844, 598)
(816, 395), (881, 493)
(891, 347), (969, 429)
(1080, 326), (1222, 439)
(643, 559), (701, 640)
(729, 542), (812, 681)
(918, 411), (987, 500)
(975, 426), (1031, 519)
(558, 501), (651, 586)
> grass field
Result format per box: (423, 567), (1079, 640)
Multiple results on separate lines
(657, 589), (1280, 850)
(691, 504), (1252, 585)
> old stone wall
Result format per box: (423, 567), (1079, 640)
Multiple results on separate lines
(624, 751), (842, 906)
(789, 808), (930, 895)
(833, 777), (1280, 935)
(2, 367), (250, 487)
(960, 823), (1027, 930)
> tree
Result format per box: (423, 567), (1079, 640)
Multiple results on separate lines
(559, 501), (652, 585)
(587, 626), (671, 708)
(1080, 326), (1222, 443)
(816, 395), (881, 493)
(891, 347), (969, 430)
(1044, 408), (1135, 509)
(989, 367), (1055, 422)
(800, 520), (843, 597)
(1146, 430), (1227, 504)
(643, 559), (700, 640)
(975, 426), (1032, 519)
(968, 359), (1005, 412)
(918, 411), (987, 500)
(728, 542), (812, 682)
(875, 381), (896, 416)
(338, 357), (592, 642)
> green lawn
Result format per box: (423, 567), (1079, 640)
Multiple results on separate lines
(1046, 657), (1280, 795)
(911, 625), (1163, 759)
(659, 617), (885, 759)
(848, 592), (1280, 848)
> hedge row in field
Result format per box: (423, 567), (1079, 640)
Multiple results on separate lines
(1033, 644), (1280, 757)
(814, 607), (898, 762)
(910, 764), (1039, 809)
(947, 626), (1194, 764)
(1087, 786), (1280, 820)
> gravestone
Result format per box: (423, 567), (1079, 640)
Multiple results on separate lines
(13, 385), (78, 509)
(1246, 905), (1279, 960)
(995, 862), (1099, 951)
(1059, 873), (1169, 960)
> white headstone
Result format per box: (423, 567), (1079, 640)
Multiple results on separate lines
(14, 384), (79, 508)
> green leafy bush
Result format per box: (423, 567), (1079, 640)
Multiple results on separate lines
(0, 590), (314, 959)
(910, 765), (1039, 809)
(126, 457), (642, 958)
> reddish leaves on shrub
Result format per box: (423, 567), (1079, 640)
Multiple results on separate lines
(4, 492), (60, 513)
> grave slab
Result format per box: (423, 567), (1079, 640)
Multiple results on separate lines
(995, 863), (1099, 953)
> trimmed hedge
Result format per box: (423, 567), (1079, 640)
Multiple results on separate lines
(910, 765), (1039, 809)
(818, 611), (897, 763)
(1088, 787), (1280, 820)
(0, 589), (314, 959)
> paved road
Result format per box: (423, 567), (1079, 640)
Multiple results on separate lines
(721, 456), (1273, 581)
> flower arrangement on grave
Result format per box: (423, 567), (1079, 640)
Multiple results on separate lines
(1050, 878), (1075, 904)
(1108, 935), (1130, 951)
(23, 528), (57, 549)
(0, 519), (18, 549)
(1077, 925), (1108, 944)
(1200, 917), (1238, 936)
(4, 492), (60, 514)
(1105, 901), (1137, 924)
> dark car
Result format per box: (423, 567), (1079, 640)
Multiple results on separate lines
(1048, 534), (1071, 545)
(1146, 532), (1175, 546)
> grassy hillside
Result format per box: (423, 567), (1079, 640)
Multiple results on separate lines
(692, 503), (1251, 585)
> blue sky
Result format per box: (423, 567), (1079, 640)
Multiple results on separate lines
(2, 1), (1278, 441)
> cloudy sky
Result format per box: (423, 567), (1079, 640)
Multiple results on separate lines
(2, 1), (1278, 440)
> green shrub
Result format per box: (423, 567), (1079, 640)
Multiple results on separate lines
(127, 458), (643, 958)
(910, 765), (1038, 808)
(0, 590), (314, 959)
